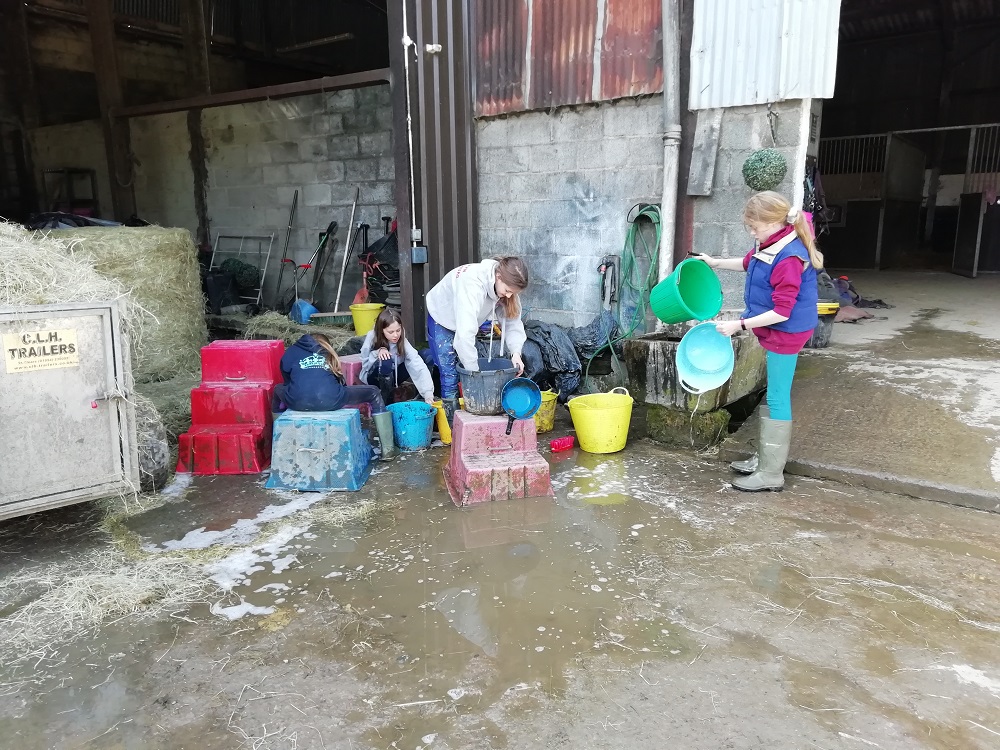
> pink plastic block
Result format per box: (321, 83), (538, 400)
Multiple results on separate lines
(190, 384), (272, 427)
(340, 354), (363, 386)
(449, 411), (537, 456)
(201, 340), (284, 385)
(444, 451), (553, 507)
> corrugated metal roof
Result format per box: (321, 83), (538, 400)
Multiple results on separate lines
(689, 0), (841, 110)
(474, 0), (663, 117)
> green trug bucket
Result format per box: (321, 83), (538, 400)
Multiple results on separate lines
(649, 258), (724, 324)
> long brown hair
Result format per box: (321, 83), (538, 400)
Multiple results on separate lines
(744, 191), (825, 269)
(371, 307), (406, 357)
(494, 256), (528, 319)
(310, 333), (342, 376)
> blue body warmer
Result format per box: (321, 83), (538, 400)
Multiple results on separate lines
(742, 237), (818, 333)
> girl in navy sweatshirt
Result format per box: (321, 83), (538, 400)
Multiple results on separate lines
(274, 333), (396, 456)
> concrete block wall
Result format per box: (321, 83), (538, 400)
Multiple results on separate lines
(204, 85), (395, 307)
(131, 112), (197, 230)
(28, 120), (112, 215)
(692, 100), (805, 309)
(28, 19), (245, 110)
(477, 97), (664, 328)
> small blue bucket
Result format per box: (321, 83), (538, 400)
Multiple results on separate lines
(675, 322), (735, 394)
(387, 401), (437, 451)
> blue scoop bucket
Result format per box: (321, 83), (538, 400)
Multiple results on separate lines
(500, 377), (542, 435)
(675, 322), (735, 395)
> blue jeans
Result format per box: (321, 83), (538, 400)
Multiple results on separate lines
(765, 351), (799, 421)
(427, 314), (460, 399)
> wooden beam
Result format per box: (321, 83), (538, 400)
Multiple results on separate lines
(0, 0), (40, 213)
(85, 0), (137, 221)
(113, 69), (391, 118)
(180, 0), (212, 95)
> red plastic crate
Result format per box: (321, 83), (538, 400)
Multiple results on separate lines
(190, 384), (272, 427)
(176, 425), (270, 475)
(201, 340), (284, 385)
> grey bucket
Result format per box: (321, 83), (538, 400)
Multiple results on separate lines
(457, 358), (518, 415)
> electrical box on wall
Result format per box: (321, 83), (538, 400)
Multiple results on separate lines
(0, 302), (139, 521)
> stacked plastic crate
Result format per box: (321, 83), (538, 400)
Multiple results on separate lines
(176, 340), (284, 475)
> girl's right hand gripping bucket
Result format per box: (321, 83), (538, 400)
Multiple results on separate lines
(387, 401), (436, 451)
(649, 258), (723, 324)
(567, 387), (634, 454)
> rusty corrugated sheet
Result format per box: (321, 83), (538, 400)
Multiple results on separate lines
(475, 0), (528, 116)
(474, 0), (662, 117)
(600, 0), (662, 100)
(528, 0), (596, 109)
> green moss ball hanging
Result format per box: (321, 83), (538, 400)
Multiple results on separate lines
(742, 148), (788, 192)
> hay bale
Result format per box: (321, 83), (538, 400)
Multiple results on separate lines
(136, 374), (199, 441)
(134, 394), (170, 492)
(242, 310), (354, 349)
(49, 226), (207, 383)
(0, 223), (142, 357)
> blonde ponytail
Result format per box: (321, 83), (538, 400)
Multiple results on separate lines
(311, 333), (343, 376)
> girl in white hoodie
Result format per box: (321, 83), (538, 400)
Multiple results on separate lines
(359, 307), (436, 405)
(424, 257), (529, 422)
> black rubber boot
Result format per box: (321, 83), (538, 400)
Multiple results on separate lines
(442, 397), (459, 429)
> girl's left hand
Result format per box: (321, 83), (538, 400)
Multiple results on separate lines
(377, 347), (392, 361)
(511, 353), (525, 375)
(715, 320), (743, 337)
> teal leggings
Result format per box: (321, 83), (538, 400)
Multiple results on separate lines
(765, 351), (799, 421)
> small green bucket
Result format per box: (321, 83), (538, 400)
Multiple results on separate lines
(649, 258), (723, 324)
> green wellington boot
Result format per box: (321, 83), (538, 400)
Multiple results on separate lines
(730, 405), (769, 475)
(372, 411), (396, 460)
(732, 416), (792, 492)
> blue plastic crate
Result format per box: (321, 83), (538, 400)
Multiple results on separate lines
(265, 409), (372, 492)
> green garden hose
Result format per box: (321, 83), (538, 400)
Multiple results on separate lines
(583, 204), (662, 388)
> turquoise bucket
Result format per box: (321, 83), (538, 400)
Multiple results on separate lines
(387, 401), (437, 451)
(675, 322), (735, 394)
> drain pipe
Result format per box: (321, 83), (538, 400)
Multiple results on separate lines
(657, 0), (682, 287)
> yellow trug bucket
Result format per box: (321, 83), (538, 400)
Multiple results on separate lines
(350, 303), (385, 335)
(533, 390), (558, 433)
(566, 387), (634, 454)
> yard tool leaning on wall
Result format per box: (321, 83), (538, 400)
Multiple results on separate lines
(424, 257), (530, 427)
(693, 191), (822, 492)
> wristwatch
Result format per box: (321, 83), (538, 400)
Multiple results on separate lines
(740, 319), (747, 331)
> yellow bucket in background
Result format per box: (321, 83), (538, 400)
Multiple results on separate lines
(533, 390), (558, 433)
(349, 303), (385, 335)
(566, 387), (634, 454)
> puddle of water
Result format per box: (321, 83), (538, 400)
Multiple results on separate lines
(6, 441), (1000, 748)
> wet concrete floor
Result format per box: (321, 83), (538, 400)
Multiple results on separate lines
(3, 438), (1000, 749)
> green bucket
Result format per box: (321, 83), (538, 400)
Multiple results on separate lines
(649, 258), (723, 324)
